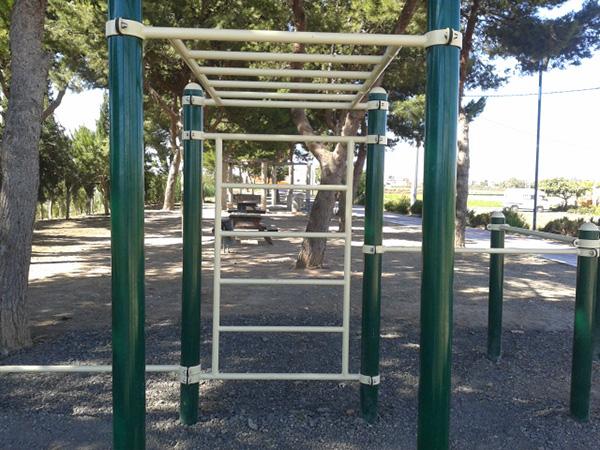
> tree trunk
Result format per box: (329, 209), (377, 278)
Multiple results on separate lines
(0, 0), (49, 354)
(260, 162), (268, 209)
(65, 185), (71, 220)
(455, 111), (470, 247)
(49, 199), (53, 219)
(162, 113), (182, 211)
(339, 120), (367, 232)
(289, 0), (419, 267)
(162, 147), (181, 210)
(296, 152), (346, 268)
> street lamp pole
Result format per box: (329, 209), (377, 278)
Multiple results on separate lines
(532, 59), (545, 230)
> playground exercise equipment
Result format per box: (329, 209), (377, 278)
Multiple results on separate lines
(3, 1), (598, 449)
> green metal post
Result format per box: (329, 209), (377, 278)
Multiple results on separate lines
(418, 1), (460, 448)
(487, 211), (505, 361)
(360, 88), (388, 423)
(594, 256), (600, 360)
(570, 223), (599, 421)
(180, 83), (204, 424)
(108, 0), (145, 448)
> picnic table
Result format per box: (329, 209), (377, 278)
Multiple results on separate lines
(217, 193), (278, 247)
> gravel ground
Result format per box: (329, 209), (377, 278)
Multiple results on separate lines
(1, 209), (599, 449)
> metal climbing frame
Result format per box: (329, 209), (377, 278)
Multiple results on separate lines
(0, 1), (463, 449)
(210, 134), (358, 380)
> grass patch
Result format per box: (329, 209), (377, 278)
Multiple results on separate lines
(467, 199), (502, 208)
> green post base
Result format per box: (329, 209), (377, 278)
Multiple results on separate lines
(569, 223), (599, 421)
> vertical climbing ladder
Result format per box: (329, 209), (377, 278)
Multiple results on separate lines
(210, 134), (357, 380)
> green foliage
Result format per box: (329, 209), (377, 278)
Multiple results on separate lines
(38, 117), (72, 202)
(384, 196), (410, 214)
(539, 178), (593, 207)
(409, 200), (423, 216)
(467, 210), (490, 228)
(355, 172), (366, 205)
(542, 217), (586, 237)
(571, 205), (600, 215)
(499, 178), (531, 189)
(467, 208), (529, 229)
(390, 95), (425, 146)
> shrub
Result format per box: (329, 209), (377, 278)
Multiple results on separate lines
(384, 196), (410, 214)
(503, 208), (529, 229)
(542, 217), (585, 237)
(468, 211), (490, 228)
(571, 205), (600, 215)
(410, 200), (423, 216)
(466, 208), (529, 229)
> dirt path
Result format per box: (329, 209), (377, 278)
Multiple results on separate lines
(1, 209), (599, 449)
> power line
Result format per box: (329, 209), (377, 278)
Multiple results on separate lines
(464, 86), (600, 98)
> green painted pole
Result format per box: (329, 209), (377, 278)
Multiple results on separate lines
(108, 0), (145, 448)
(570, 223), (599, 421)
(487, 211), (505, 361)
(594, 254), (600, 360)
(360, 88), (388, 423)
(180, 83), (204, 424)
(417, 1), (460, 448)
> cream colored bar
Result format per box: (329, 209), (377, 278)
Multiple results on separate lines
(212, 137), (224, 373)
(201, 99), (368, 110)
(215, 91), (358, 101)
(145, 26), (428, 47)
(196, 66), (371, 80)
(219, 326), (343, 333)
(189, 49), (382, 64)
(222, 183), (348, 191)
(220, 278), (345, 286)
(221, 230), (345, 238)
(341, 141), (354, 375)
(0, 365), (179, 373)
(209, 80), (362, 91)
(382, 246), (588, 255)
(202, 133), (368, 143)
(500, 225), (577, 244)
(199, 372), (361, 381)
(169, 39), (222, 105)
(351, 46), (401, 107)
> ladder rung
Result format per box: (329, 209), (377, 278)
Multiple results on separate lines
(203, 372), (361, 381)
(221, 183), (348, 191)
(220, 278), (345, 286)
(220, 231), (346, 238)
(219, 326), (343, 333)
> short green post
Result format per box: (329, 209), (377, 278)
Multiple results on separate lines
(360, 88), (388, 423)
(417, 1), (460, 448)
(487, 211), (505, 361)
(180, 83), (204, 424)
(570, 223), (599, 421)
(594, 257), (600, 360)
(108, 0), (145, 448)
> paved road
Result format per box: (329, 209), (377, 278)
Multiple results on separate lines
(353, 206), (577, 267)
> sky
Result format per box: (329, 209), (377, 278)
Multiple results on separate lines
(54, 0), (599, 185)
(386, 50), (600, 185)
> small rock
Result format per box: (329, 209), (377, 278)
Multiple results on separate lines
(345, 408), (355, 416)
(247, 418), (258, 431)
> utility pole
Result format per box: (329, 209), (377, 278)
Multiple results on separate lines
(532, 59), (547, 230)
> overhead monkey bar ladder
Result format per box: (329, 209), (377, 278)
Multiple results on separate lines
(105, 18), (461, 111)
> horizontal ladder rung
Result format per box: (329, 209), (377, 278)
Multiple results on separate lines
(219, 325), (343, 333)
(203, 132), (366, 143)
(204, 373), (360, 381)
(220, 278), (345, 286)
(220, 231), (346, 239)
(221, 183), (348, 191)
